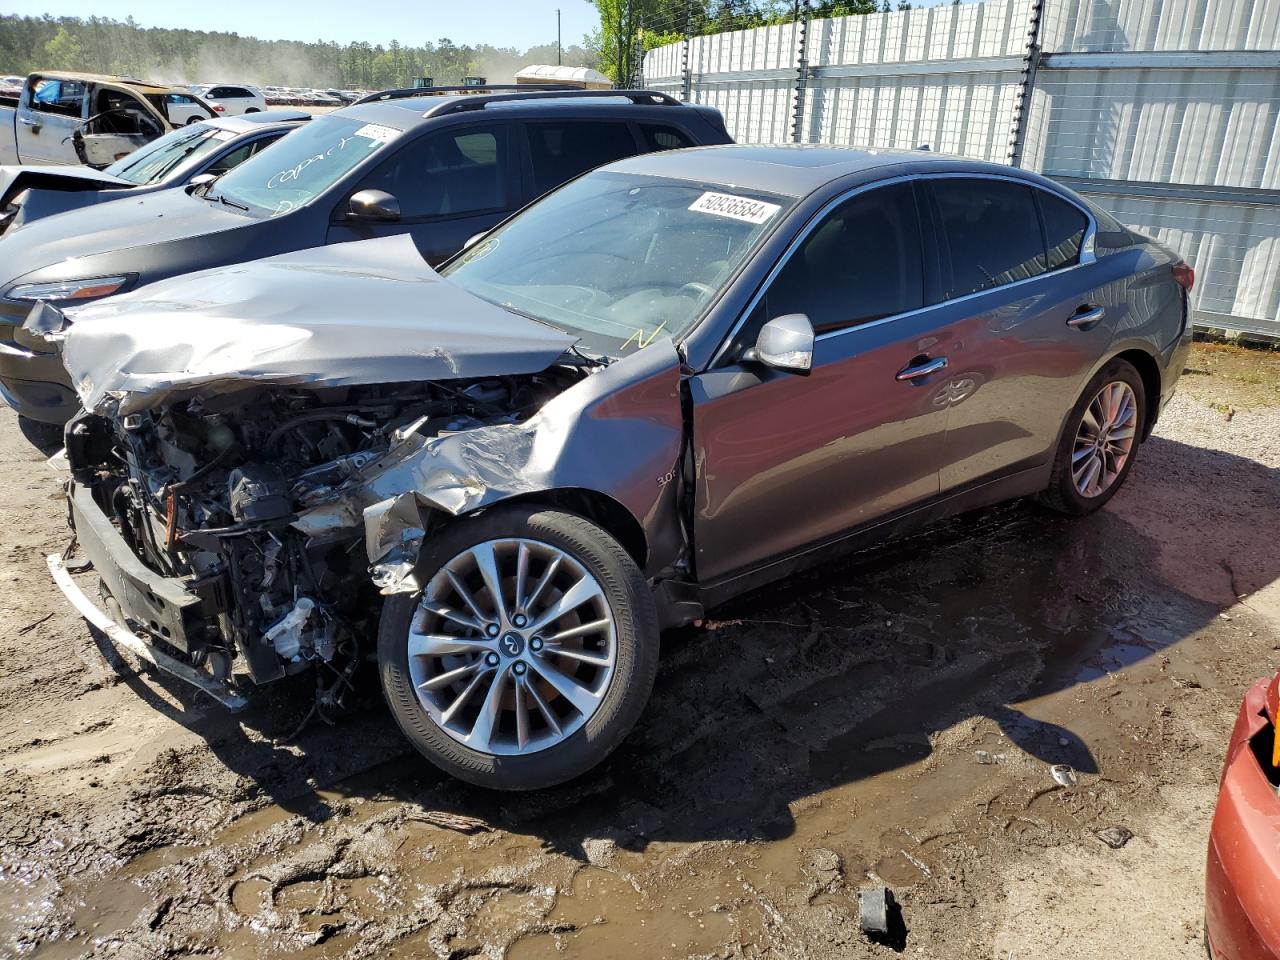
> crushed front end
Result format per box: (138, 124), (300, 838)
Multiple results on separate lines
(57, 374), (577, 711)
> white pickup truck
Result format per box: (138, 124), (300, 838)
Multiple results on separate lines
(0, 71), (215, 168)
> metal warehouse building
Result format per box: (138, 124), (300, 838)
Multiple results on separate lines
(643, 0), (1280, 340)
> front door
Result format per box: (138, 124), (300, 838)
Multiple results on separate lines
(690, 181), (954, 584)
(327, 123), (517, 265)
(76, 88), (165, 167)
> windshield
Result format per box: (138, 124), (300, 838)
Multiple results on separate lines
(213, 114), (401, 217)
(103, 123), (232, 185)
(441, 172), (792, 357)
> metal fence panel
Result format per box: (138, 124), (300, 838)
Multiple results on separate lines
(643, 0), (1280, 337)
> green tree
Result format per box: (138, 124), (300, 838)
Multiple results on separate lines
(44, 26), (84, 70)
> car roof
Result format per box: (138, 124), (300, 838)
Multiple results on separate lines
(602, 144), (1051, 198)
(207, 110), (311, 133)
(334, 90), (710, 130)
(35, 70), (181, 95)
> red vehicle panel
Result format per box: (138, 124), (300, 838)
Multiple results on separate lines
(1206, 673), (1280, 960)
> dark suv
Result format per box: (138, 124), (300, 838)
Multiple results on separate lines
(0, 88), (731, 425)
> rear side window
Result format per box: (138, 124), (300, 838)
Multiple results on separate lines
(640, 124), (696, 152)
(361, 124), (507, 219)
(525, 121), (637, 197)
(1037, 191), (1089, 269)
(31, 78), (85, 117)
(761, 182), (925, 334)
(932, 179), (1046, 298)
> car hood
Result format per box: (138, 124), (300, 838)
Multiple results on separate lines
(53, 235), (579, 415)
(0, 164), (132, 208)
(0, 187), (246, 285)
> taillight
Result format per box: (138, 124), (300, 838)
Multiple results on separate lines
(213, 103), (225, 112)
(1173, 262), (1194, 292)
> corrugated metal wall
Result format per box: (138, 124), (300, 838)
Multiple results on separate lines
(643, 0), (1280, 338)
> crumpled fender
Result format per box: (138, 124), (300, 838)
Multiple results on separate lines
(293, 339), (687, 594)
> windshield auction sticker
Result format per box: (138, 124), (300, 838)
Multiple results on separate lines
(688, 191), (781, 224)
(353, 123), (400, 145)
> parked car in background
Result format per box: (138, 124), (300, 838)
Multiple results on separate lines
(40, 144), (1193, 790)
(0, 110), (308, 237)
(0, 72), (214, 167)
(0, 76), (23, 99)
(188, 83), (267, 117)
(1206, 669), (1280, 960)
(0, 88), (731, 426)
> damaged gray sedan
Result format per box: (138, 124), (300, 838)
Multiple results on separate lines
(44, 145), (1192, 789)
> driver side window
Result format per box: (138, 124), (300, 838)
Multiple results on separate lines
(729, 182), (925, 360)
(359, 125), (508, 220)
(761, 182), (925, 337)
(91, 89), (157, 135)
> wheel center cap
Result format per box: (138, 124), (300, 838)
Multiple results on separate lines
(500, 633), (525, 657)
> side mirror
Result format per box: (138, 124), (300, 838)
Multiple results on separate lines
(744, 313), (814, 374)
(188, 172), (218, 190)
(463, 231), (487, 250)
(347, 188), (400, 222)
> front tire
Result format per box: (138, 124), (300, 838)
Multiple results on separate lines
(378, 504), (659, 790)
(1040, 358), (1146, 515)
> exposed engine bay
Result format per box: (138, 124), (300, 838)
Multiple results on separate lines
(63, 370), (583, 715)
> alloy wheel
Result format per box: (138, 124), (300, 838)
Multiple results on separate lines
(406, 538), (617, 756)
(1072, 380), (1138, 498)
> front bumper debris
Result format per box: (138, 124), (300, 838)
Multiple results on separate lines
(48, 552), (246, 710)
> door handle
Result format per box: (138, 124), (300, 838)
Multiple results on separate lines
(18, 116), (41, 128)
(896, 356), (948, 381)
(1067, 305), (1105, 328)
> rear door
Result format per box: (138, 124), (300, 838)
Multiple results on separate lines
(689, 181), (954, 583)
(17, 76), (86, 164)
(921, 176), (1120, 492)
(327, 122), (518, 265)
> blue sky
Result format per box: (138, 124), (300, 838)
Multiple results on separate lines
(4, 1), (602, 50)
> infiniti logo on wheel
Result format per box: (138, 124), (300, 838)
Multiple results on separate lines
(500, 633), (525, 657)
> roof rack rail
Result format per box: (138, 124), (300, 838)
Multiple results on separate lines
(421, 88), (684, 118)
(354, 83), (574, 105)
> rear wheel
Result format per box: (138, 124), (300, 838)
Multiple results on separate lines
(1040, 359), (1146, 515)
(378, 504), (659, 790)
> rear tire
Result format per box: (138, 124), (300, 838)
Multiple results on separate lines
(377, 504), (659, 790)
(1040, 358), (1146, 515)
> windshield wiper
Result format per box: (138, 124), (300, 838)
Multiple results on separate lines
(210, 192), (250, 212)
(568, 344), (612, 368)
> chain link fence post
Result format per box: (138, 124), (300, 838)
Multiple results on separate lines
(1009, 0), (1044, 167)
(790, 0), (811, 143)
(681, 0), (693, 101)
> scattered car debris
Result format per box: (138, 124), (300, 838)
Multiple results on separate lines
(1050, 763), (1078, 788)
(859, 885), (896, 935)
(1095, 826), (1134, 849)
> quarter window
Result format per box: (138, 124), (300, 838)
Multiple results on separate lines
(361, 125), (507, 219)
(1037, 191), (1089, 270)
(932, 179), (1047, 298)
(639, 123), (696, 152)
(525, 121), (637, 197)
(758, 182), (925, 336)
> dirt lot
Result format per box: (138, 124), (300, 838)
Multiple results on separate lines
(1, 341), (1278, 960)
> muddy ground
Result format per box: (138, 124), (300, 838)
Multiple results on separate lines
(1, 341), (1278, 960)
